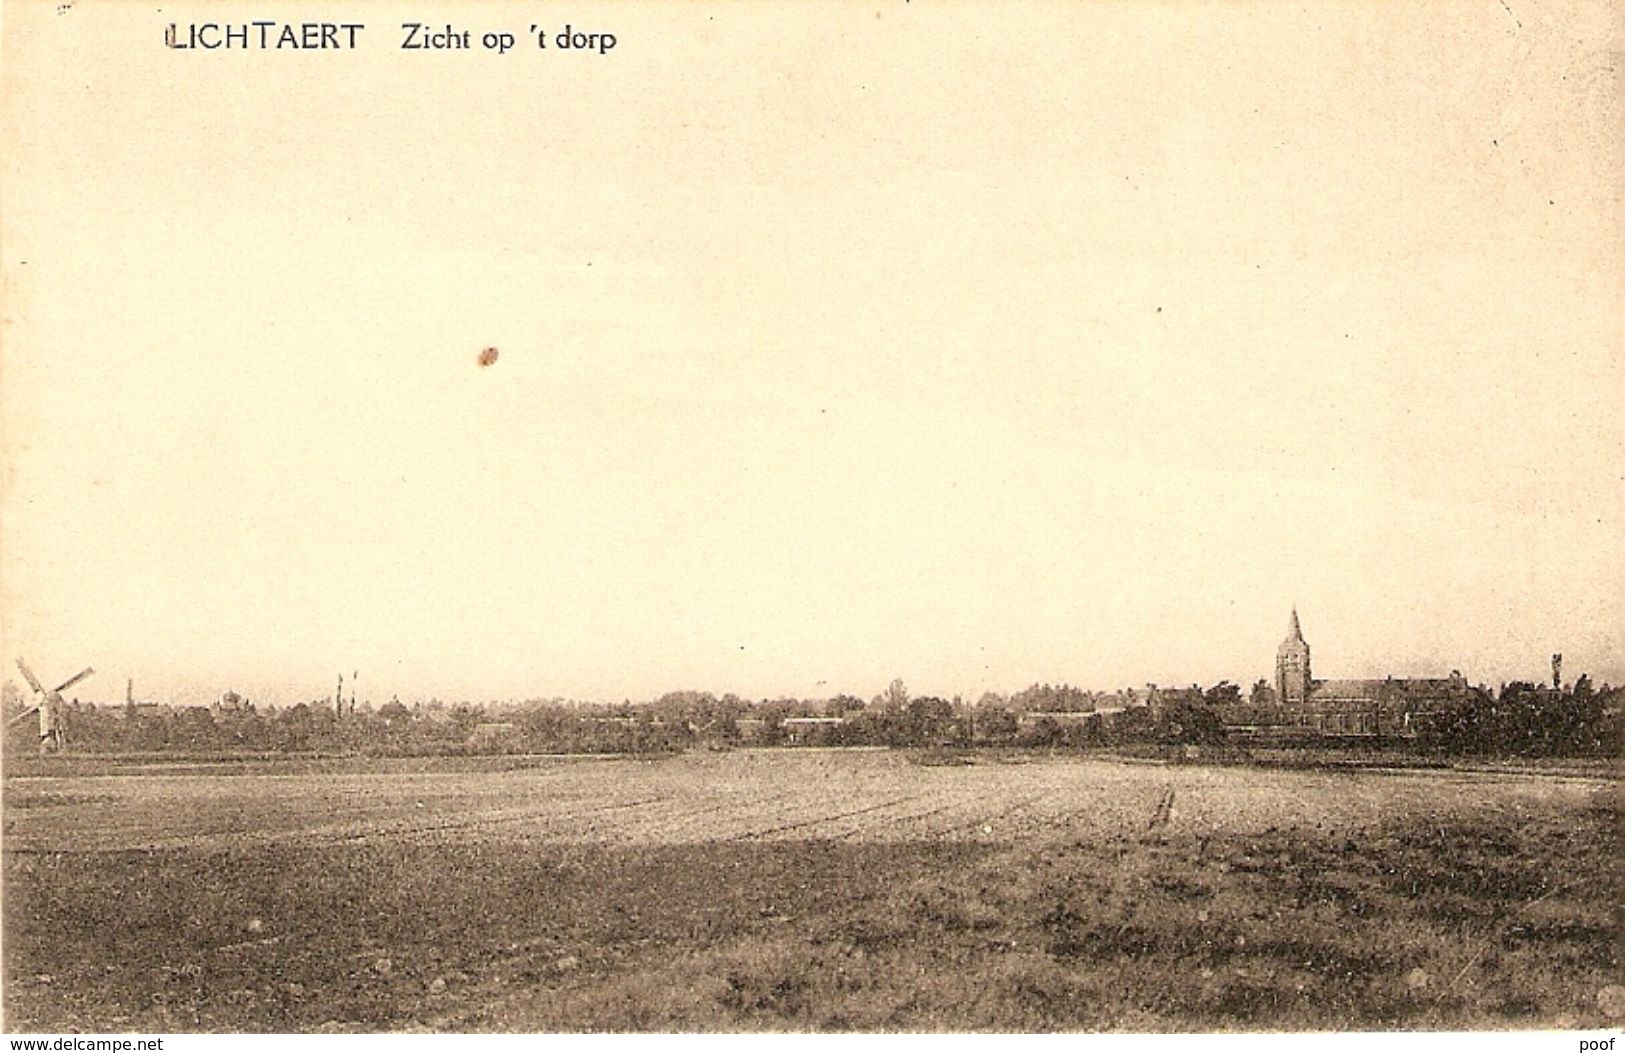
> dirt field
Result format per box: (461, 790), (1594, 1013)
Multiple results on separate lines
(3, 749), (1619, 1031)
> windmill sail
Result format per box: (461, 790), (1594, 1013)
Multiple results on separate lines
(15, 659), (44, 696)
(53, 667), (94, 694)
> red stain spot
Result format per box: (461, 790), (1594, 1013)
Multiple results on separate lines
(478, 347), (500, 367)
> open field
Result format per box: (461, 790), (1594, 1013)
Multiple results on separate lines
(4, 749), (1620, 1031)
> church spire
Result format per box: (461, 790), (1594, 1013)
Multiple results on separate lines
(1277, 607), (1311, 703)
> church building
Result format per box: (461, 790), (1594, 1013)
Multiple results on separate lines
(1268, 609), (1481, 736)
(1276, 609), (1312, 703)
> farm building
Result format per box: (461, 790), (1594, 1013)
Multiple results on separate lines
(1015, 710), (1101, 732)
(781, 716), (844, 746)
(467, 722), (519, 747)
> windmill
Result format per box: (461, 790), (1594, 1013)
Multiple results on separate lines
(9, 659), (94, 753)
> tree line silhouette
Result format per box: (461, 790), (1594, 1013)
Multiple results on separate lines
(4, 675), (1617, 758)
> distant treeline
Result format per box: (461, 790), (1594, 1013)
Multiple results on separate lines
(3, 677), (1618, 758)
(1416, 677), (1619, 756)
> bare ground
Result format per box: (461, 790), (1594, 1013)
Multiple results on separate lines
(3, 749), (1618, 1031)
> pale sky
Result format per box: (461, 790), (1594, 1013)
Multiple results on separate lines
(3, 1), (1621, 707)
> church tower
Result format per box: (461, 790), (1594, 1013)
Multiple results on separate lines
(1276, 608), (1312, 704)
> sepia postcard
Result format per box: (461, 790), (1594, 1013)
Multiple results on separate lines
(1, 0), (1620, 1039)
